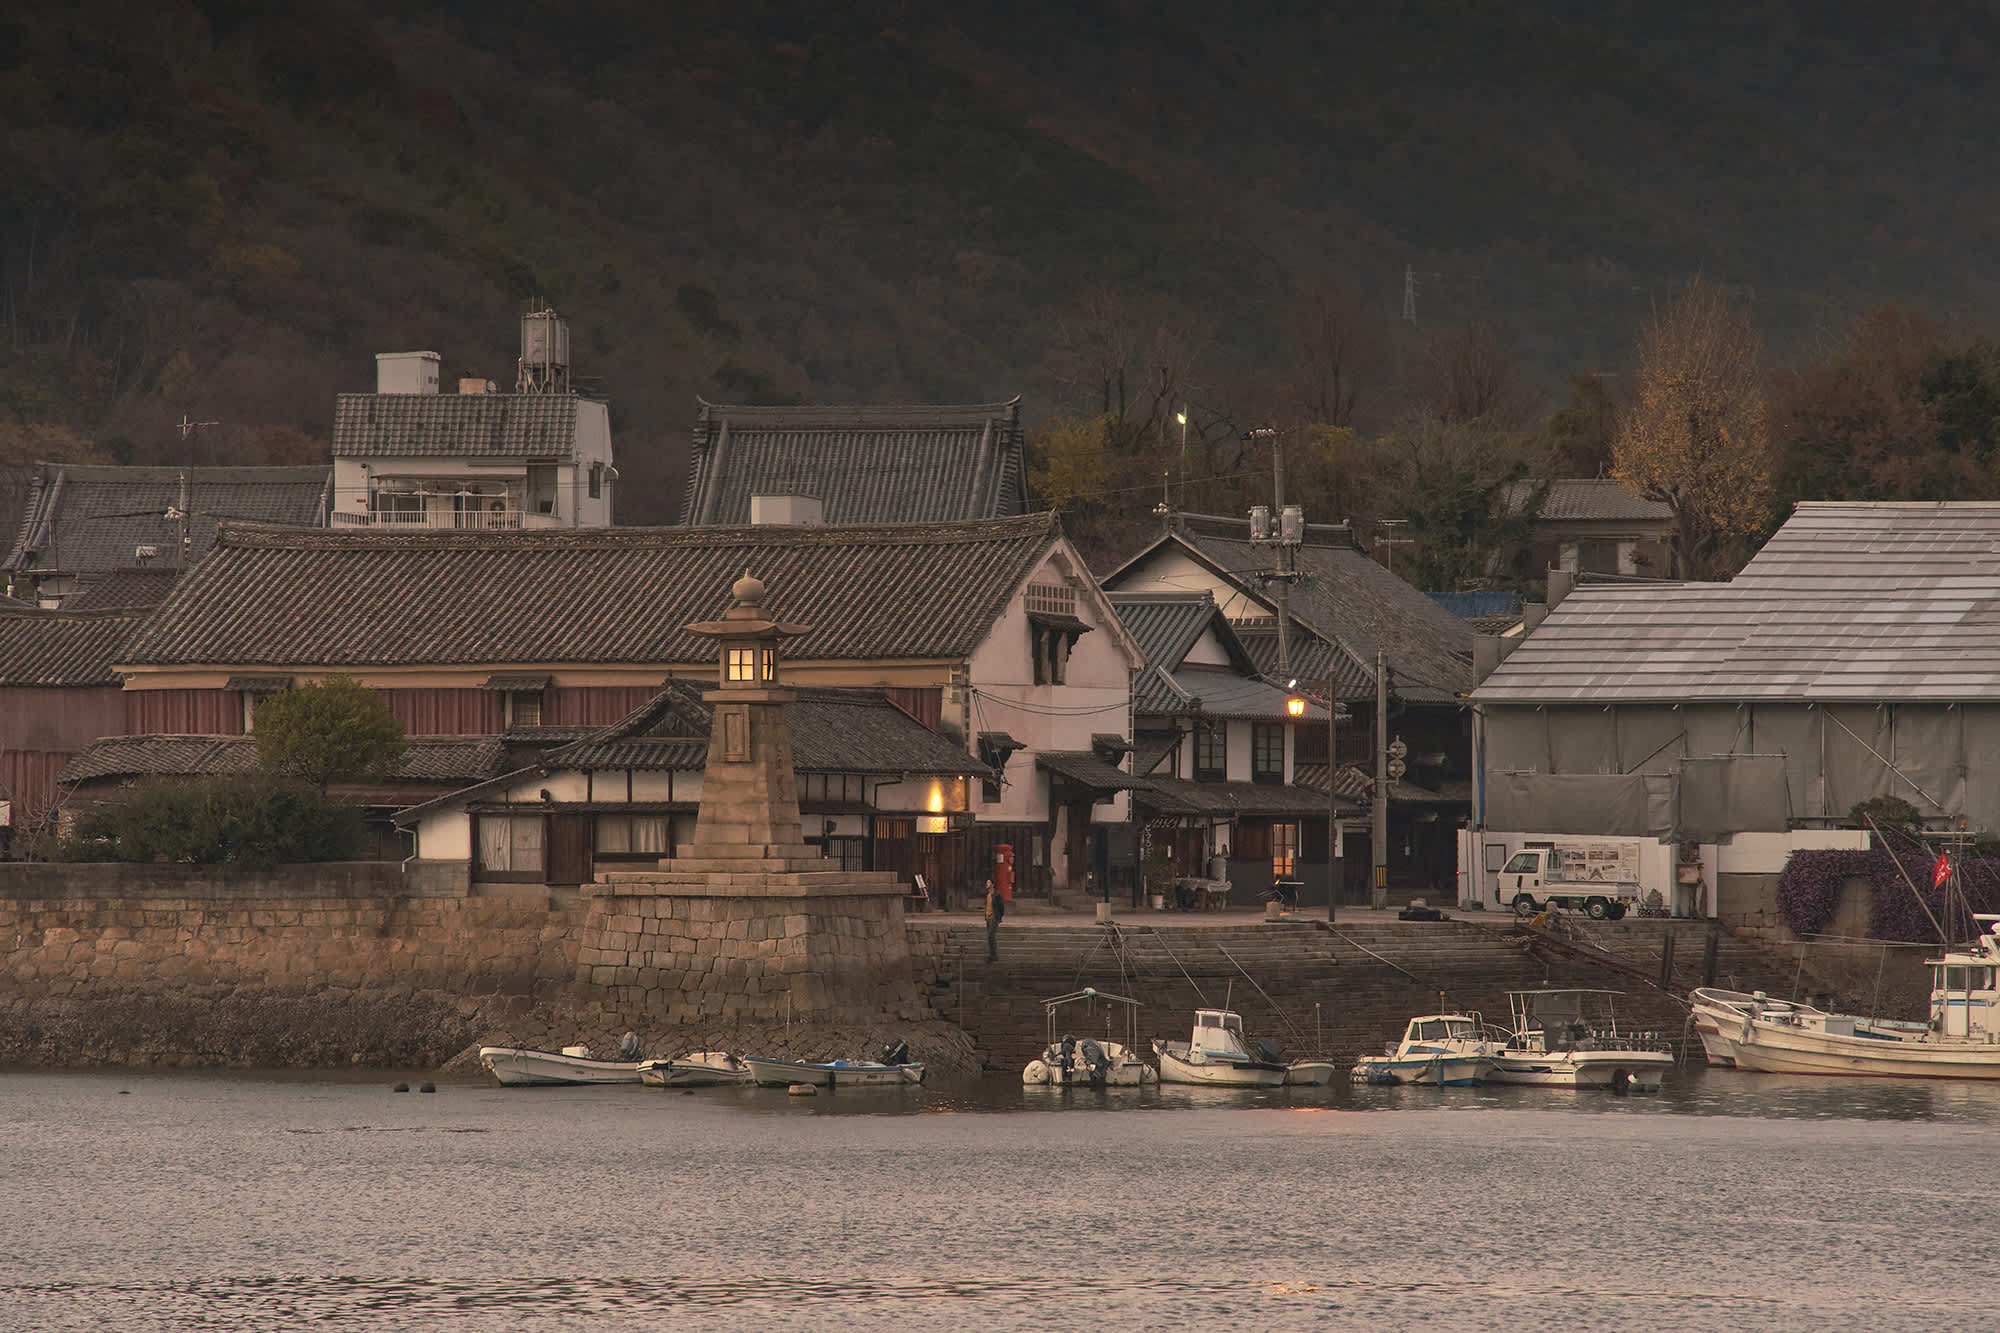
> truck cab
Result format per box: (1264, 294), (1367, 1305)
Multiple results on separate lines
(1499, 848), (1630, 921)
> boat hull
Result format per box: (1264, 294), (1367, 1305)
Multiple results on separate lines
(1351, 1053), (1491, 1086)
(1023, 1039), (1157, 1087)
(1283, 1059), (1338, 1086)
(479, 1047), (645, 1087)
(1729, 1030), (2000, 1079)
(742, 1056), (925, 1088)
(1485, 1051), (1671, 1090)
(638, 1053), (753, 1087)
(1155, 1045), (1288, 1087)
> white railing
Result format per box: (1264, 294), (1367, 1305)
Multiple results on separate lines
(333, 508), (528, 530)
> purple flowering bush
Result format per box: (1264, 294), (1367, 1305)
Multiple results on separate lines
(1778, 840), (2000, 943)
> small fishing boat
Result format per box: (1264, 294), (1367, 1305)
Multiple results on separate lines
(1351, 1012), (1500, 1086)
(1689, 915), (2000, 1079)
(638, 1051), (753, 1087)
(479, 1041), (646, 1087)
(1153, 1009), (1290, 1087)
(1487, 990), (1673, 1091)
(1023, 988), (1159, 1087)
(743, 1040), (925, 1089)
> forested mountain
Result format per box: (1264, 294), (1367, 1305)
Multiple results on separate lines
(5, 0), (1999, 522)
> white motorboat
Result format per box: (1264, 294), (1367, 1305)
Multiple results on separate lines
(1282, 1059), (1338, 1086)
(638, 1051), (753, 1087)
(743, 1041), (925, 1088)
(1689, 915), (2000, 1079)
(1486, 990), (1673, 1091)
(1351, 1013), (1501, 1086)
(479, 1043), (646, 1087)
(1153, 1009), (1290, 1087)
(1022, 988), (1159, 1087)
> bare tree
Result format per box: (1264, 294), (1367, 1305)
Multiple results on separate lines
(1288, 275), (1384, 428)
(1613, 276), (1774, 577)
(1422, 319), (1519, 424)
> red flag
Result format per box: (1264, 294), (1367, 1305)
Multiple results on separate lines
(1933, 851), (1951, 889)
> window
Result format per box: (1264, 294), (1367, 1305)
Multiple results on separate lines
(1032, 624), (1075, 685)
(801, 773), (866, 804)
(370, 490), (425, 525)
(588, 462), (603, 500)
(505, 690), (543, 727)
(1252, 723), (1284, 784)
(1194, 724), (1227, 781)
(1272, 822), (1299, 877)
(595, 815), (670, 856)
(1502, 851), (1542, 874)
(822, 836), (866, 872)
(476, 815), (545, 877)
(1577, 540), (1621, 574)
(727, 647), (757, 681)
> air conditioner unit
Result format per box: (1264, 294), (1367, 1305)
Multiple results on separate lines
(134, 544), (159, 560)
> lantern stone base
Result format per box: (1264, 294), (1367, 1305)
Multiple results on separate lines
(576, 857), (919, 1021)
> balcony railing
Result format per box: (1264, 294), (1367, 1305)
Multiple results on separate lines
(334, 507), (530, 530)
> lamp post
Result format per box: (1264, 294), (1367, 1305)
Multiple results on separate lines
(1287, 679), (1340, 922)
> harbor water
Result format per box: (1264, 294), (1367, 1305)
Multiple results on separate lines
(4, 1067), (1995, 1332)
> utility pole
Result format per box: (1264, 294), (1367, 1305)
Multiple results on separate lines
(1247, 426), (1298, 678)
(1375, 517), (1413, 576)
(1328, 666), (1340, 923)
(175, 415), (218, 567)
(1373, 648), (1389, 910)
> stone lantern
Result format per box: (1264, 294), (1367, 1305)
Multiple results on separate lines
(681, 570), (813, 854)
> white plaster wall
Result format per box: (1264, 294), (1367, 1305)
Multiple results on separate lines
(1225, 719), (1250, 782)
(1114, 548), (1269, 621)
(966, 547), (1138, 826)
(1714, 829), (1871, 875)
(572, 399), (614, 526)
(1183, 627), (1232, 665)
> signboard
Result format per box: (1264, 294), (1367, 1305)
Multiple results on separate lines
(1550, 840), (1640, 884)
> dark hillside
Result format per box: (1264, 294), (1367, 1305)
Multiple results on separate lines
(4, 1), (1997, 521)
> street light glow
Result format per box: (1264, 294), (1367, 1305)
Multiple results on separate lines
(1286, 696), (1307, 717)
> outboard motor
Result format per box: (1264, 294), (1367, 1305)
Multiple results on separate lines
(619, 1031), (643, 1061)
(1257, 1037), (1284, 1064)
(880, 1038), (911, 1067)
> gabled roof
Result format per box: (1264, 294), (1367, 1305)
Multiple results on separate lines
(119, 514), (1062, 669)
(59, 734), (507, 784)
(1502, 477), (1674, 523)
(4, 463), (332, 578)
(681, 398), (1026, 525)
(1105, 515), (1474, 704)
(0, 609), (147, 686)
(1475, 502), (2000, 705)
(1108, 591), (1258, 678)
(332, 393), (584, 459)
(59, 568), (182, 612)
(551, 680), (990, 776)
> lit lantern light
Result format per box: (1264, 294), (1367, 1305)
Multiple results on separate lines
(1286, 696), (1307, 718)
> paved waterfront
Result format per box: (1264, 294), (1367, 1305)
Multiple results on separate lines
(3, 1067), (1993, 1332)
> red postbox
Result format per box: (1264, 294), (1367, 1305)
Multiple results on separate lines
(993, 844), (1014, 902)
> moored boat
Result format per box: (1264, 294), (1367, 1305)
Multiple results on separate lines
(1022, 989), (1159, 1087)
(743, 1041), (925, 1088)
(479, 1043), (647, 1087)
(1690, 916), (2000, 1079)
(1486, 990), (1673, 1091)
(1153, 1009), (1289, 1087)
(1351, 1012), (1500, 1086)
(638, 1051), (753, 1087)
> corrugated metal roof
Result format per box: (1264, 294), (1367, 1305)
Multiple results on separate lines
(0, 609), (146, 686)
(332, 394), (581, 459)
(118, 514), (1060, 668)
(682, 399), (1026, 525)
(5, 464), (332, 577)
(1477, 503), (2000, 703)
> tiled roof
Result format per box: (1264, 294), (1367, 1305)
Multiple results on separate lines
(1109, 592), (1258, 675)
(552, 681), (989, 777)
(1036, 750), (1147, 791)
(1111, 517), (1474, 704)
(1138, 775), (1354, 818)
(1131, 731), (1180, 776)
(4, 463), (331, 577)
(1476, 502), (2000, 704)
(332, 393), (581, 459)
(681, 398), (1026, 525)
(1429, 589), (1522, 619)
(59, 568), (181, 612)
(60, 734), (506, 784)
(1502, 478), (1674, 522)
(0, 609), (146, 686)
(119, 514), (1060, 668)
(1169, 665), (1329, 722)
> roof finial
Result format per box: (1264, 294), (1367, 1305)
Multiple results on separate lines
(731, 568), (765, 606)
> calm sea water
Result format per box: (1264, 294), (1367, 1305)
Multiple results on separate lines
(2, 1066), (1994, 1332)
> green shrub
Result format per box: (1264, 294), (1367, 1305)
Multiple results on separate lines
(67, 776), (364, 869)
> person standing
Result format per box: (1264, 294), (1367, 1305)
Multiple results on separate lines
(984, 876), (1005, 963)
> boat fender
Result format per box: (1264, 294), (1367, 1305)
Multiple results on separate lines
(620, 1032), (643, 1061)
(1610, 1067), (1631, 1096)
(1024, 1059), (1051, 1085)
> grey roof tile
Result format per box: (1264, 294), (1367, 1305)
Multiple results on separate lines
(60, 734), (506, 784)
(1502, 478), (1674, 522)
(0, 609), (147, 686)
(332, 394), (581, 459)
(118, 514), (1061, 668)
(5, 463), (331, 577)
(682, 399), (1026, 525)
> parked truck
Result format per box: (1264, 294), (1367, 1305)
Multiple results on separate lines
(1457, 831), (1681, 920)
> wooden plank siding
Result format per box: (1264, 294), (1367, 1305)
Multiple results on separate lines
(882, 686), (943, 732)
(545, 686), (663, 726)
(124, 689), (245, 736)
(378, 688), (503, 735)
